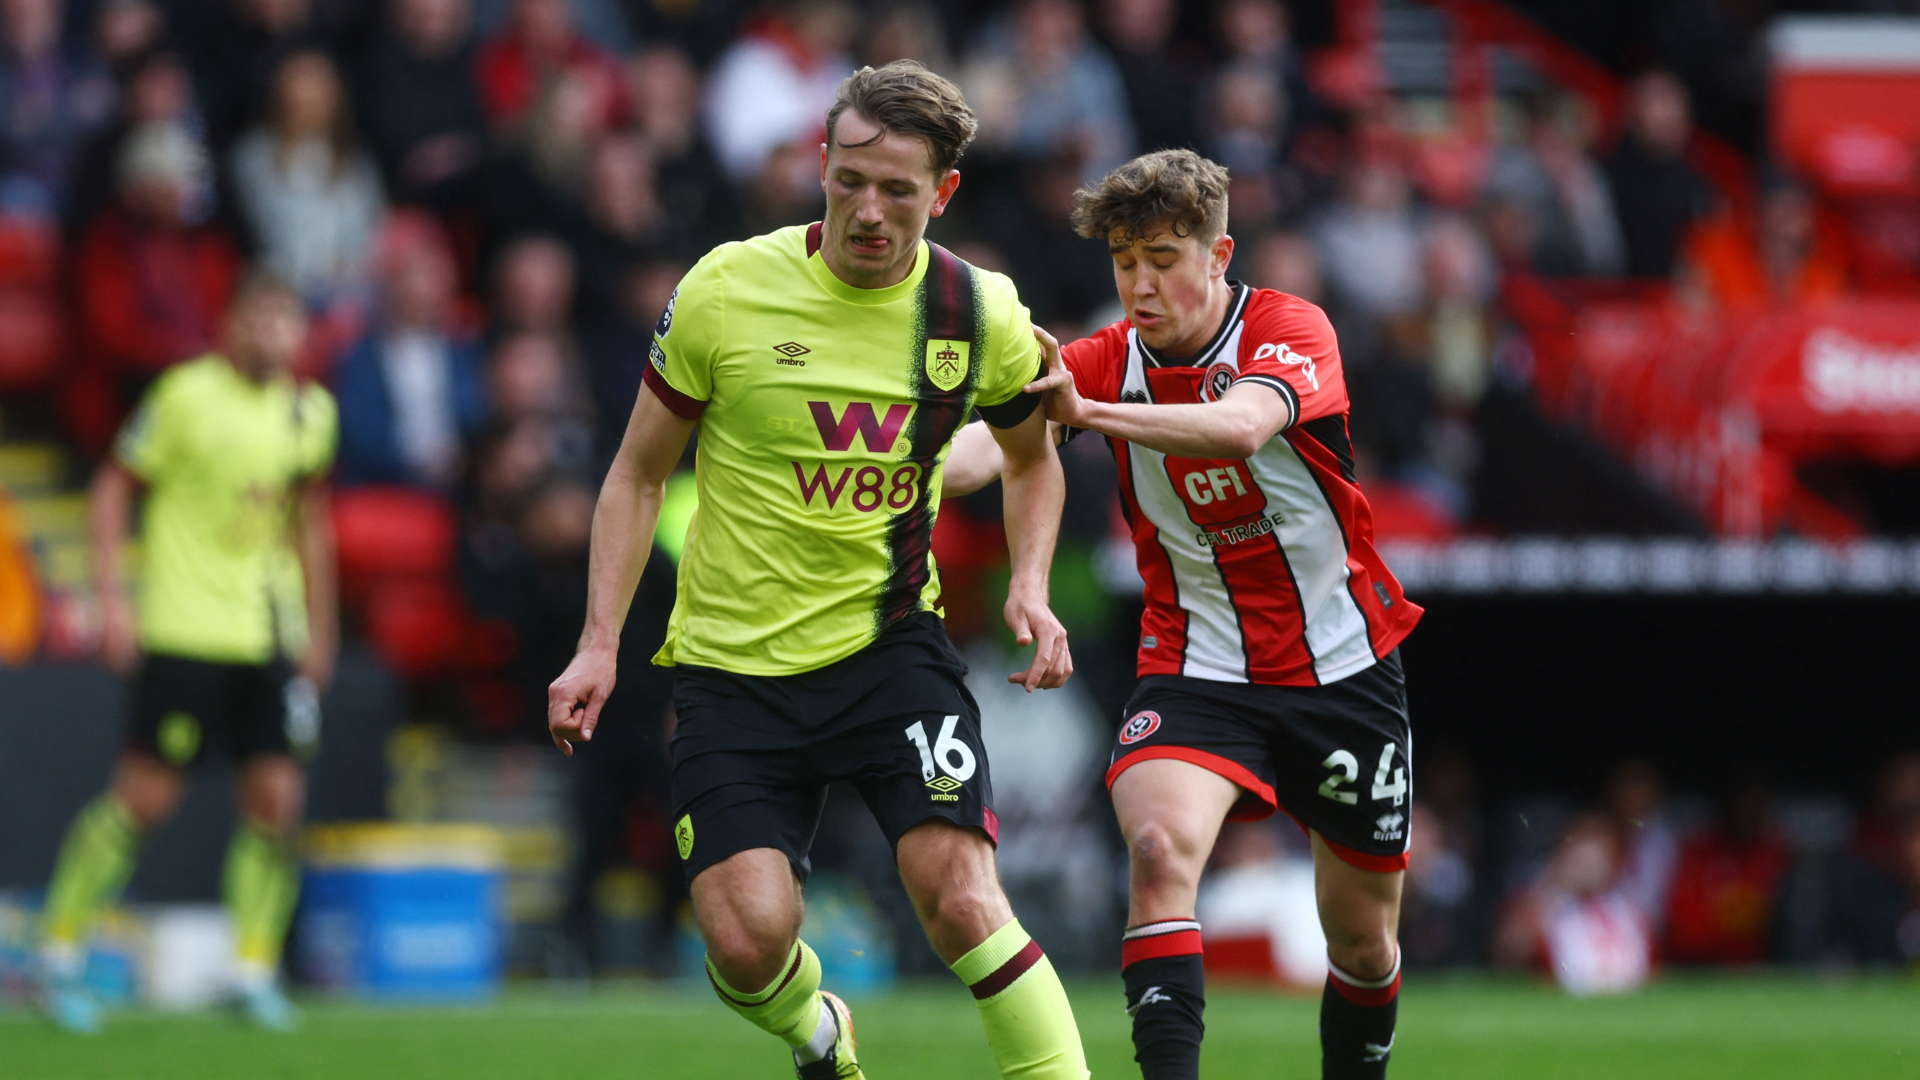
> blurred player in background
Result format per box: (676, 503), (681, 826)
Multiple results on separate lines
(37, 273), (338, 1034)
(946, 150), (1421, 1079)
(546, 61), (1087, 1080)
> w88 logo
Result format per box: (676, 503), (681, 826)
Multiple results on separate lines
(791, 462), (923, 513)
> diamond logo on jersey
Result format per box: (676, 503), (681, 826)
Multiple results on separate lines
(925, 338), (970, 392)
(1119, 710), (1161, 745)
(773, 341), (811, 368)
(675, 814), (695, 860)
(926, 775), (963, 793)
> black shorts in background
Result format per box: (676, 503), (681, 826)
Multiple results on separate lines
(668, 612), (996, 883)
(127, 653), (319, 768)
(1107, 650), (1411, 872)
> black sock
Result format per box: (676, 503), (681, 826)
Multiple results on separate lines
(1121, 919), (1206, 1080)
(1320, 951), (1401, 1079)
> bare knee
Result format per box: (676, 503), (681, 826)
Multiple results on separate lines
(1325, 924), (1398, 982)
(703, 912), (795, 990)
(927, 880), (1002, 945)
(1128, 820), (1202, 895)
(237, 758), (305, 839)
(112, 757), (184, 829)
(692, 852), (803, 991)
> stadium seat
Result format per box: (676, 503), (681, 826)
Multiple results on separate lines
(0, 219), (58, 288)
(0, 288), (65, 393)
(360, 576), (468, 681)
(330, 486), (459, 597)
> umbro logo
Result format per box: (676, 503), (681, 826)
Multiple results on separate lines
(1126, 986), (1173, 1015)
(774, 342), (810, 366)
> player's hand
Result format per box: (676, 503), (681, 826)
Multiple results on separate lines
(99, 594), (139, 677)
(1025, 326), (1090, 430)
(1003, 586), (1073, 691)
(548, 645), (618, 756)
(299, 626), (338, 694)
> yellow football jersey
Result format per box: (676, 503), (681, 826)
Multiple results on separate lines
(644, 223), (1042, 675)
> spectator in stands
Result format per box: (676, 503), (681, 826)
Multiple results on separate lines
(626, 45), (736, 255)
(192, 0), (322, 152)
(702, 0), (854, 186)
(475, 0), (625, 132)
(0, 0), (114, 218)
(64, 49), (207, 237)
(91, 0), (163, 72)
(1604, 70), (1715, 280)
(357, 0), (488, 210)
(582, 256), (681, 437)
(490, 232), (574, 335)
(1312, 152), (1425, 322)
(487, 329), (593, 474)
(67, 122), (239, 452)
(1212, 0), (1313, 149)
(334, 211), (486, 489)
(570, 133), (680, 321)
(973, 147), (1116, 330)
(1204, 62), (1294, 230)
(1243, 229), (1323, 304)
(964, 0), (1134, 185)
(1095, 0), (1195, 156)
(1676, 171), (1848, 310)
(1664, 773), (1788, 965)
(1483, 92), (1625, 278)
(1492, 813), (1653, 994)
(858, 1), (950, 73)
(1603, 758), (1680, 933)
(481, 65), (617, 240)
(230, 50), (385, 310)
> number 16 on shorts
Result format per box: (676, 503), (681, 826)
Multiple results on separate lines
(906, 715), (976, 801)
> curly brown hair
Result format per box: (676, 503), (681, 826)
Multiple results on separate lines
(826, 61), (978, 176)
(1070, 149), (1231, 244)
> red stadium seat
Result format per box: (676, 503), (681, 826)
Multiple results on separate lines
(0, 288), (65, 393)
(361, 576), (468, 681)
(330, 486), (459, 598)
(0, 220), (58, 288)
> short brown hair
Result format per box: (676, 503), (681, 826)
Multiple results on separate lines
(1071, 149), (1231, 243)
(826, 60), (977, 176)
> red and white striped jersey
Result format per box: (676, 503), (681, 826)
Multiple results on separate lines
(1063, 283), (1422, 686)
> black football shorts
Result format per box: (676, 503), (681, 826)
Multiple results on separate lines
(667, 612), (997, 883)
(127, 653), (321, 768)
(1107, 649), (1411, 872)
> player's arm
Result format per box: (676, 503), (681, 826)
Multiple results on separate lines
(990, 405), (1073, 691)
(89, 459), (140, 676)
(939, 417), (1071, 499)
(1026, 327), (1291, 458)
(293, 478), (338, 691)
(547, 387), (695, 755)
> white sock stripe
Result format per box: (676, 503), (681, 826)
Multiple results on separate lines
(1327, 947), (1402, 990)
(1122, 919), (1202, 940)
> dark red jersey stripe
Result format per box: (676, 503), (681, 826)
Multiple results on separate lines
(968, 939), (1044, 1000)
(643, 364), (706, 420)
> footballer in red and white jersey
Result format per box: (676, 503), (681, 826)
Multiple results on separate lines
(1061, 281), (1423, 688)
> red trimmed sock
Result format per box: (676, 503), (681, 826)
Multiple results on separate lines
(1121, 919), (1205, 1080)
(1320, 950), (1400, 1079)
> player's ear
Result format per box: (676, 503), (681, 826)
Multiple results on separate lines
(930, 169), (961, 218)
(1212, 233), (1235, 278)
(819, 142), (830, 187)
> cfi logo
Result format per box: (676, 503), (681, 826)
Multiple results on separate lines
(1374, 812), (1405, 841)
(655, 288), (678, 338)
(1119, 710), (1161, 745)
(1203, 362), (1237, 402)
(925, 338), (970, 392)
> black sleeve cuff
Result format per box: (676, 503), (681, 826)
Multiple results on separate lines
(975, 356), (1047, 429)
(1236, 374), (1299, 429)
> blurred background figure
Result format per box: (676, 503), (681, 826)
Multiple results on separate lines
(0, 0), (114, 219)
(357, 0), (488, 210)
(1493, 813), (1652, 995)
(1663, 772), (1788, 966)
(334, 210), (486, 489)
(475, 0), (625, 133)
(1604, 70), (1714, 281)
(702, 0), (852, 187)
(1482, 92), (1624, 278)
(1675, 171), (1847, 311)
(230, 50), (385, 312)
(63, 48), (204, 237)
(964, 0), (1134, 186)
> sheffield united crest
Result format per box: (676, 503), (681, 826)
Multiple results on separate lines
(925, 338), (970, 392)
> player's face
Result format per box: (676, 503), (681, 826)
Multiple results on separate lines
(1109, 226), (1235, 356)
(226, 293), (309, 379)
(820, 111), (961, 289)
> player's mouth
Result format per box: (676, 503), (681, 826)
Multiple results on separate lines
(1132, 309), (1165, 330)
(848, 233), (890, 256)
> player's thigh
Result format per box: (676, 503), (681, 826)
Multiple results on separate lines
(1111, 758), (1242, 873)
(668, 673), (830, 887)
(895, 818), (1013, 961)
(690, 846), (806, 985)
(230, 658), (321, 765)
(125, 654), (231, 773)
(1108, 677), (1280, 828)
(1269, 656), (1412, 876)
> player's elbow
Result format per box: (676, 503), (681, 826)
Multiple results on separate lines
(1212, 414), (1268, 459)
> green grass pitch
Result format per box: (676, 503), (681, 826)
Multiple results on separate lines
(3, 975), (1916, 1079)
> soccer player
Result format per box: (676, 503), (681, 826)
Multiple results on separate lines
(944, 150), (1423, 1079)
(38, 272), (338, 1033)
(546, 61), (1088, 1080)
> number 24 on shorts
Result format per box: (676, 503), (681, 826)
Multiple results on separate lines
(1318, 744), (1406, 806)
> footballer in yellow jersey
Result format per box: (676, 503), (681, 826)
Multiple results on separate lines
(38, 274), (336, 1034)
(549, 62), (1088, 1080)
